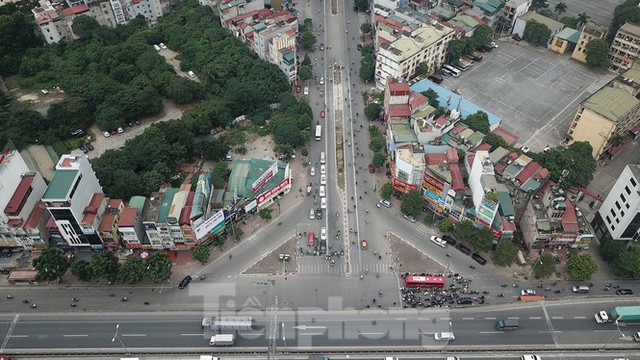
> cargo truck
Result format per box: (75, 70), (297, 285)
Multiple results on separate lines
(595, 306), (640, 323)
(209, 333), (235, 346)
(202, 316), (253, 331)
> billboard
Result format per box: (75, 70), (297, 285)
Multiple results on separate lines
(252, 161), (278, 194)
(257, 178), (290, 205)
(194, 209), (225, 241)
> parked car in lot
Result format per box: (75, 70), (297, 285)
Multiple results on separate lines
(103, 131), (111, 138)
(442, 235), (456, 246)
(79, 144), (88, 153)
(320, 197), (326, 209)
(310, 166), (316, 176)
(471, 253), (487, 265)
(85, 142), (94, 151)
(430, 236), (447, 248)
(456, 243), (471, 255)
(159, 42), (167, 49)
(117, 127), (124, 134)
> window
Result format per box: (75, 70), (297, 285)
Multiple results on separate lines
(616, 201), (621, 210)
(621, 210), (625, 217)
(626, 203), (630, 209)
(610, 208), (616, 217)
(606, 216), (611, 224)
(631, 177), (637, 187)
(620, 193), (626, 202)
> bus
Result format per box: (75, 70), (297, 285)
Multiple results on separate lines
(519, 295), (546, 302)
(315, 125), (322, 141)
(404, 275), (445, 289)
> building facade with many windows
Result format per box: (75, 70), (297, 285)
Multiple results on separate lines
(609, 22), (640, 73)
(592, 165), (640, 243)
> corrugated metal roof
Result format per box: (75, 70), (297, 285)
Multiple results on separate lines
(42, 169), (78, 200)
(582, 86), (639, 121)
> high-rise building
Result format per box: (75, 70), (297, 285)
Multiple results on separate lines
(609, 22), (640, 73)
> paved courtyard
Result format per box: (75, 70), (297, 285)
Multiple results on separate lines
(546, 0), (622, 28)
(443, 40), (615, 152)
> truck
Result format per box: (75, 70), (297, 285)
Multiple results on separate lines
(202, 316), (253, 331)
(611, 306), (640, 323)
(209, 333), (236, 346)
(495, 319), (519, 330)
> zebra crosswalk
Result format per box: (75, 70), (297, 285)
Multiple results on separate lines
(351, 263), (394, 275)
(298, 262), (345, 275)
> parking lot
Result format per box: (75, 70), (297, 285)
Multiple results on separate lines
(444, 40), (615, 151)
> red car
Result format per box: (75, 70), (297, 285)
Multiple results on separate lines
(320, 109), (325, 118)
(368, 164), (375, 173)
(308, 232), (315, 246)
(296, 85), (301, 93)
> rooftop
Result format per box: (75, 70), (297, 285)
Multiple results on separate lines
(157, 188), (178, 224)
(4, 175), (34, 215)
(227, 159), (288, 199)
(619, 22), (640, 38)
(582, 86), (639, 121)
(119, 207), (138, 227)
(520, 12), (565, 33)
(554, 27), (580, 43)
(42, 169), (79, 201)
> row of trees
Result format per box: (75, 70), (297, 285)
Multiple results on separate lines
(33, 248), (173, 284)
(300, 18), (317, 51)
(601, 238), (640, 278)
(367, 125), (386, 169)
(446, 24), (492, 65)
(359, 44), (375, 83)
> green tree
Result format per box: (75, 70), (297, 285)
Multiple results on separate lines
(576, 12), (590, 28)
(212, 234), (225, 249)
(211, 162), (229, 189)
(354, 0), (369, 12)
(70, 260), (93, 282)
(567, 253), (599, 280)
(554, 2), (567, 19)
(420, 88), (440, 108)
(463, 111), (490, 133)
(533, 254), (557, 279)
(492, 242), (518, 266)
(364, 103), (382, 120)
(33, 248), (70, 282)
(535, 141), (596, 189)
(72, 15), (101, 39)
(192, 243), (211, 265)
(301, 147), (309, 157)
(446, 38), (465, 64)
(90, 251), (119, 284)
(523, 19), (552, 46)
(368, 124), (380, 137)
(453, 221), (493, 252)
(230, 223), (243, 241)
(380, 183), (393, 200)
(259, 208), (273, 220)
(302, 54), (311, 66)
(400, 190), (424, 217)
(0, 11), (42, 58)
(585, 38), (610, 69)
(360, 23), (372, 34)
(369, 137), (382, 152)
(471, 24), (492, 47)
(416, 62), (429, 76)
(274, 123), (301, 146)
(559, 16), (578, 29)
(372, 152), (386, 168)
(300, 31), (317, 50)
(118, 257), (145, 285)
(299, 65), (312, 81)
(439, 218), (455, 233)
(144, 252), (172, 284)
(531, 0), (549, 10)
(483, 133), (508, 151)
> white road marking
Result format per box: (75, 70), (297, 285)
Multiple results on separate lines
(551, 316), (564, 319)
(395, 318), (407, 321)
(122, 334), (147, 337)
(299, 333), (324, 336)
(63, 334), (88, 337)
(359, 332), (384, 336)
(574, 316), (586, 319)
(485, 317), (496, 320)
(181, 333), (205, 336)
(480, 331), (501, 334)
(8, 335), (28, 338)
(530, 316), (542, 319)
(507, 317), (519, 320)
(462, 317), (474, 320)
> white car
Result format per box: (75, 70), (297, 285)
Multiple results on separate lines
(153, 44), (161, 51)
(520, 289), (536, 296)
(490, 41), (498, 48)
(319, 76), (324, 85)
(320, 227), (327, 240)
(319, 185), (326, 197)
(309, 209), (315, 220)
(102, 131), (110, 138)
(320, 197), (326, 209)
(520, 356), (540, 360)
(117, 127), (124, 134)
(595, 310), (609, 323)
(188, 71), (195, 78)
(310, 167), (316, 176)
(159, 42), (167, 49)
(320, 164), (326, 175)
(320, 174), (326, 185)
(430, 236), (446, 248)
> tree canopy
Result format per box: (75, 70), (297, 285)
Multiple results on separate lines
(523, 20), (552, 46)
(585, 38), (610, 69)
(359, 45), (375, 83)
(533, 141), (597, 189)
(33, 248), (70, 282)
(453, 220), (493, 253)
(462, 111), (490, 134)
(400, 190), (424, 217)
(567, 253), (598, 280)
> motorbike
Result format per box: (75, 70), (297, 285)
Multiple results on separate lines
(122, 297), (128, 302)
(6, 295), (13, 299)
(22, 299), (29, 304)
(200, 275), (206, 280)
(31, 304), (37, 308)
(70, 303), (76, 307)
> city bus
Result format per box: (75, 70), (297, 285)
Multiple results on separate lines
(315, 125), (322, 141)
(519, 295), (546, 302)
(404, 275), (445, 289)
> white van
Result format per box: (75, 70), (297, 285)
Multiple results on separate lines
(319, 185), (326, 197)
(442, 65), (460, 77)
(320, 152), (326, 164)
(572, 285), (590, 293)
(434, 332), (455, 341)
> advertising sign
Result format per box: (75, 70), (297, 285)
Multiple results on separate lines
(423, 174), (444, 191)
(194, 209), (225, 241)
(257, 178), (290, 205)
(252, 161), (278, 194)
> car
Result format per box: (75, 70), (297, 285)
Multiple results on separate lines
(128, 122), (134, 127)
(153, 44), (161, 51)
(320, 227), (327, 241)
(456, 243), (471, 255)
(188, 71), (195, 78)
(520, 356), (540, 360)
(321, 197), (326, 209)
(490, 41), (498, 48)
(634, 332), (640, 342)
(360, 239), (367, 250)
(595, 310), (609, 323)
(178, 275), (192, 289)
(319, 76), (324, 85)
(159, 42), (167, 49)
(117, 127), (124, 134)
(471, 253), (487, 265)
(427, 74), (443, 84)
(521, 289), (536, 296)
(225, 154), (233, 161)
(434, 332), (455, 341)
(430, 236), (447, 248)
(308, 232), (315, 246)
(377, 199), (391, 208)
(368, 164), (375, 173)
(442, 235), (456, 246)
(296, 85), (302, 93)
(456, 297), (473, 305)
(79, 144), (88, 153)
(316, 208), (323, 219)
(521, 146), (530, 153)
(403, 214), (416, 223)
(319, 44), (325, 51)
(321, 164), (326, 175)
(310, 166), (316, 176)
(309, 209), (315, 220)
(616, 288), (634, 295)
(102, 131), (110, 138)
(135, 120), (141, 125)
(320, 174), (326, 185)
(304, 87), (309, 95)
(319, 185), (326, 197)
(85, 143), (94, 151)
(319, 240), (327, 253)
(71, 129), (85, 137)
(320, 109), (325, 118)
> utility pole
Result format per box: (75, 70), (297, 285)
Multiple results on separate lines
(267, 295), (278, 360)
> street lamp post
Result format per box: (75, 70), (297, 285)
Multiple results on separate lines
(527, 259), (543, 279)
(111, 324), (129, 355)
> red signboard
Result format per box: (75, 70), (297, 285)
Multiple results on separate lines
(252, 161), (278, 194)
(423, 174), (444, 191)
(257, 178), (290, 205)
(392, 177), (418, 193)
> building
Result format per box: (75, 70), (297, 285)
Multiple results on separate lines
(571, 22), (608, 63)
(468, 0), (503, 31)
(564, 72), (640, 159)
(609, 22), (640, 73)
(499, 0), (531, 35)
(421, 147), (465, 215)
(391, 144), (425, 193)
(591, 164), (640, 243)
(218, 0), (265, 26)
(32, 0), (91, 44)
(227, 159), (291, 212)
(97, 198), (123, 248)
(109, 0), (163, 26)
(42, 151), (105, 249)
(549, 27), (580, 55)
(512, 12), (564, 47)
(383, 78), (411, 124)
(375, 22), (454, 89)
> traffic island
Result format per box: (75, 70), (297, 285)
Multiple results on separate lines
(243, 236), (298, 275)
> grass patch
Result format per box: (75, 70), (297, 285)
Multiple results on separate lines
(51, 141), (68, 157)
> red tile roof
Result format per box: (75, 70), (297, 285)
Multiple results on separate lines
(4, 175), (34, 215)
(387, 79), (410, 95)
(449, 164), (465, 192)
(515, 161), (541, 184)
(107, 198), (123, 210)
(119, 207), (137, 227)
(534, 168), (549, 181)
(46, 216), (56, 228)
(435, 115), (447, 127)
(62, 4), (89, 17)
(501, 218), (517, 232)
(24, 201), (47, 229)
(60, 157), (73, 168)
(562, 199), (579, 232)
(491, 127), (518, 146)
(446, 147), (459, 162)
(388, 104), (411, 118)
(98, 213), (117, 232)
(474, 142), (492, 152)
(36, 15), (51, 25)
(425, 152), (447, 165)
(186, 191), (195, 207)
(409, 91), (429, 111)
(179, 206), (192, 226)
(82, 193), (104, 225)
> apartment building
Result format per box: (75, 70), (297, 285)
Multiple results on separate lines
(609, 22), (640, 73)
(32, 0), (91, 44)
(591, 164), (640, 243)
(422, 147), (464, 215)
(499, 0), (531, 35)
(375, 22), (454, 89)
(564, 69), (640, 159)
(571, 22), (608, 64)
(109, 0), (162, 26)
